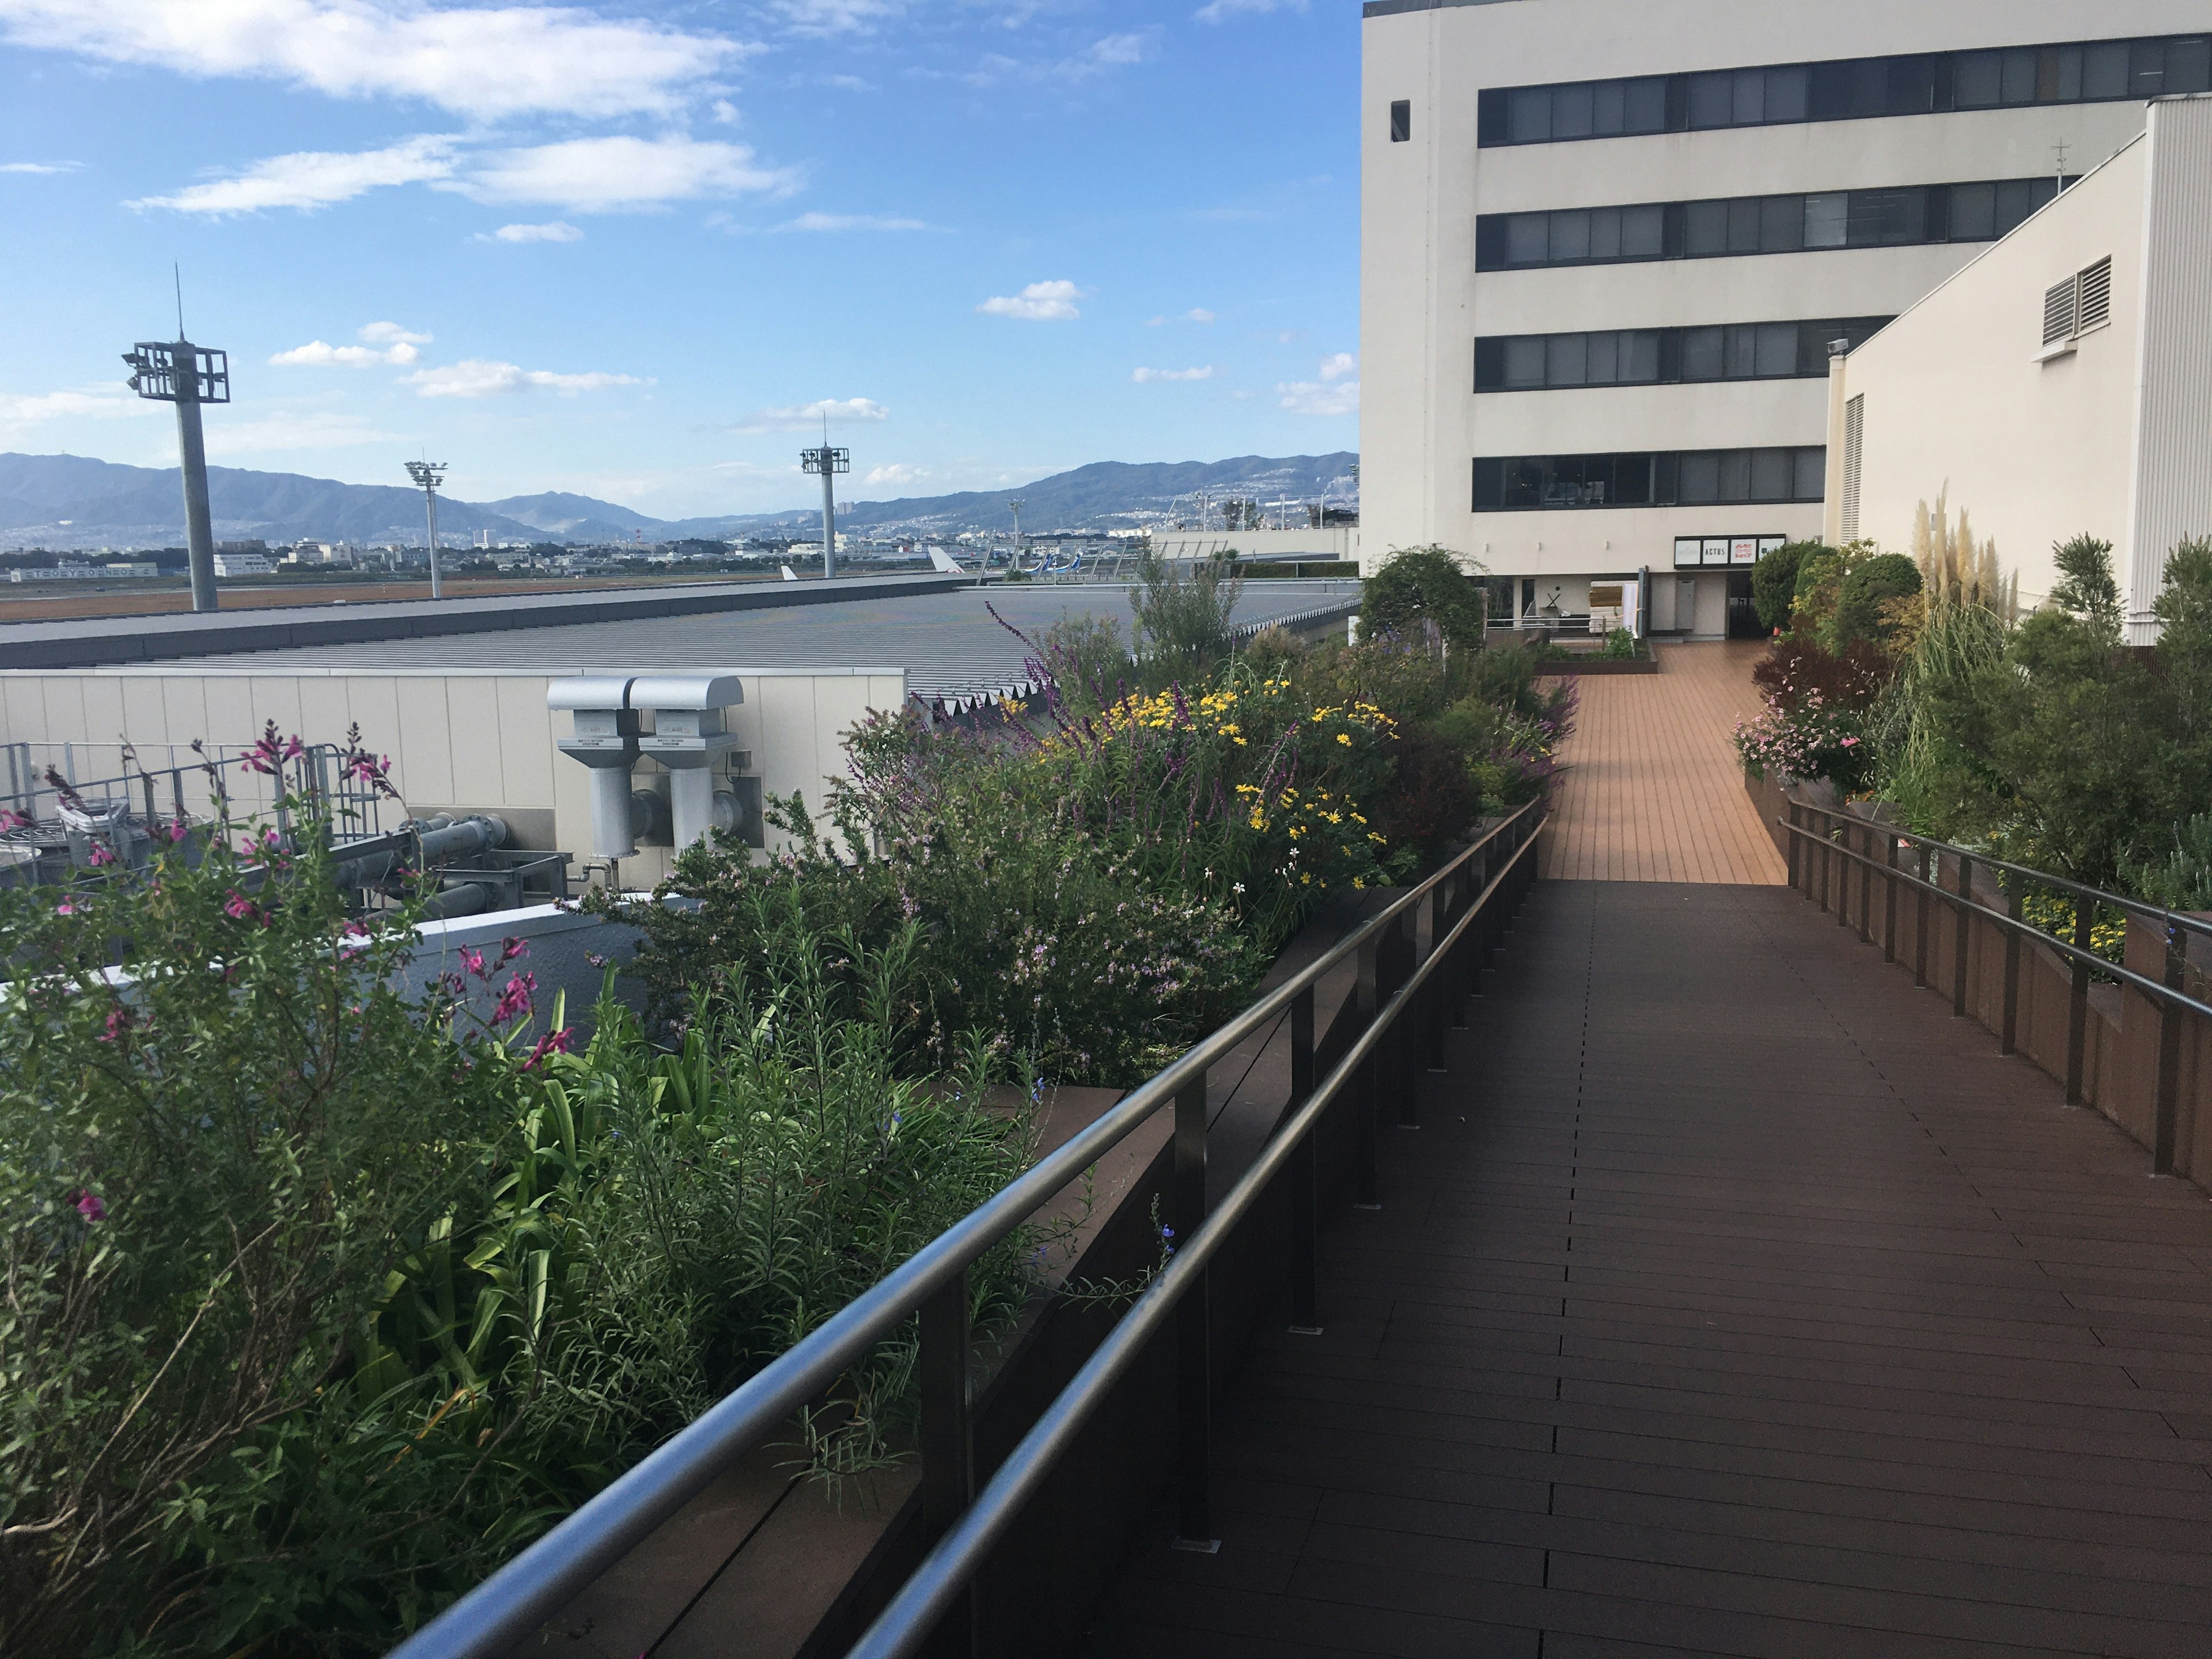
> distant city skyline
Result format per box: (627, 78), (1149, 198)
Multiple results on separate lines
(0, 0), (1358, 520)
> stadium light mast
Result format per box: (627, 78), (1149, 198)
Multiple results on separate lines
(123, 296), (229, 612)
(404, 460), (449, 599)
(1006, 497), (1025, 571)
(800, 420), (849, 579)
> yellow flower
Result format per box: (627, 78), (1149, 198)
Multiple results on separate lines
(1336, 733), (1351, 746)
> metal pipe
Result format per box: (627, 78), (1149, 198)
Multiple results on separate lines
(385, 804), (1543, 1659)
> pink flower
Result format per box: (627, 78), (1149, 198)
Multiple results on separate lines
(85, 842), (116, 866)
(491, 971), (537, 1026)
(224, 891), (257, 922)
(99, 1006), (132, 1043)
(75, 1190), (107, 1223)
(460, 946), (487, 980)
(166, 817), (190, 844)
(55, 901), (77, 916)
(521, 1026), (575, 1070)
(497, 936), (528, 967)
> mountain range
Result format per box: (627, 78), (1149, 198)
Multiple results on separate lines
(0, 452), (1358, 552)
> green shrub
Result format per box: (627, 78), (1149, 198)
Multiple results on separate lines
(1360, 544), (1487, 649)
(1833, 552), (1922, 649)
(1600, 627), (1639, 660)
(1751, 540), (1815, 632)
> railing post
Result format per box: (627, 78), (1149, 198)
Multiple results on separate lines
(1916, 844), (1931, 988)
(2066, 893), (2092, 1105)
(2154, 927), (2184, 1177)
(1354, 934), (1380, 1210)
(1396, 910), (1423, 1127)
(1813, 809), (1829, 912)
(1857, 821), (1872, 943)
(1883, 830), (1899, 964)
(1287, 986), (1321, 1336)
(1172, 1073), (1215, 1550)
(919, 1267), (977, 1659)
(1787, 802), (1801, 890)
(2001, 878), (2023, 1056)
(1448, 863), (1472, 1030)
(1837, 815), (1853, 930)
(1953, 853), (1973, 1019)
(1422, 888), (1448, 1073)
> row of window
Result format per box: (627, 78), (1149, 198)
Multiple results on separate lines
(1475, 317), (1891, 392)
(1476, 177), (2063, 271)
(1472, 448), (1827, 513)
(1476, 35), (2211, 147)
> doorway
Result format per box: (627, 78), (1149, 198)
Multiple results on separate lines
(1726, 572), (1762, 639)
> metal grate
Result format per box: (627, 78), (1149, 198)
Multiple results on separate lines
(2043, 275), (2079, 345)
(2075, 255), (2113, 334)
(1840, 395), (1864, 540)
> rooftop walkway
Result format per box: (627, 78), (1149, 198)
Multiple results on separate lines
(1084, 878), (2212, 1657)
(1541, 643), (1786, 886)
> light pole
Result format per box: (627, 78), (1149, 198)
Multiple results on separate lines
(1006, 497), (1025, 573)
(800, 441), (849, 578)
(405, 461), (448, 599)
(122, 336), (229, 612)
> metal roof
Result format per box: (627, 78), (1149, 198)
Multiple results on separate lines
(48, 582), (1363, 710)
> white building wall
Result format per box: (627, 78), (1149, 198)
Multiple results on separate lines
(1360, 0), (2210, 626)
(1830, 139), (2149, 613)
(2127, 94), (2212, 641)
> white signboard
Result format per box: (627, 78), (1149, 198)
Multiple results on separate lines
(1673, 537), (1702, 569)
(1702, 537), (1732, 567)
(1730, 537), (1759, 566)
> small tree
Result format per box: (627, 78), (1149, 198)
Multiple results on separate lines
(1751, 540), (1815, 632)
(1361, 545), (1487, 649)
(1130, 546), (1243, 684)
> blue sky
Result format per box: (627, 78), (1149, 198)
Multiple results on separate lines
(0, 0), (1359, 518)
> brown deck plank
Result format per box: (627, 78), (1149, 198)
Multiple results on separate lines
(1080, 881), (2212, 1658)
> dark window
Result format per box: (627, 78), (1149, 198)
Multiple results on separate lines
(1475, 178), (2059, 271)
(1389, 99), (1411, 142)
(1476, 34), (2199, 148)
(1472, 317), (1892, 392)
(1472, 449), (1824, 509)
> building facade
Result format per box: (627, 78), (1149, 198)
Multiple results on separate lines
(1360, 0), (2211, 638)
(1825, 93), (2212, 643)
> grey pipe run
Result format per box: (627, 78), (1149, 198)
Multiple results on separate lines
(381, 798), (1544, 1659)
(329, 813), (507, 893)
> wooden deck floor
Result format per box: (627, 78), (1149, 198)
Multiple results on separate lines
(1541, 643), (1786, 886)
(1084, 881), (2212, 1658)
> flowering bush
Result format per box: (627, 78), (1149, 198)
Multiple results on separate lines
(1736, 637), (1888, 791)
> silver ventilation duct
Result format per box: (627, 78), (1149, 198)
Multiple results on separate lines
(548, 673), (748, 859)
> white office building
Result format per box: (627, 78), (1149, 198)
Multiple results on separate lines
(1360, 1), (2211, 638)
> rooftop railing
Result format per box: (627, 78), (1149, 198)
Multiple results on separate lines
(1782, 801), (2212, 1173)
(387, 796), (1547, 1659)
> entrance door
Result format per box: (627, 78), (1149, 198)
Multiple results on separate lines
(1725, 572), (1762, 639)
(1675, 575), (1698, 634)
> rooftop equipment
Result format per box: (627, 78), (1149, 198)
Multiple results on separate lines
(548, 674), (749, 861)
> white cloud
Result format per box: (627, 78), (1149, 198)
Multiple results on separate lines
(775, 211), (929, 232)
(711, 97), (740, 123)
(978, 279), (1081, 321)
(769, 0), (904, 35)
(1061, 32), (1147, 76)
(486, 220), (584, 243)
(1278, 377), (1358, 416)
(271, 321), (429, 368)
(1186, 308), (1216, 324)
(865, 463), (931, 487)
(458, 135), (799, 213)
(1319, 351), (1357, 381)
(1195, 0), (1305, 20)
(0, 385), (161, 433)
(129, 134), (456, 214)
(1, 159), (77, 173)
(730, 396), (889, 433)
(0, 0), (752, 120)
(202, 410), (400, 456)
(1132, 366), (1214, 382)
(402, 359), (646, 398)
(1144, 315), (1166, 327)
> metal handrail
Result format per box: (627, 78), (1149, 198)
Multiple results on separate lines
(1779, 800), (2211, 1175)
(387, 797), (1546, 1659)
(845, 810), (1538, 1658)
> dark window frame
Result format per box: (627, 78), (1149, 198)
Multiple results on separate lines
(1474, 317), (1892, 392)
(1472, 448), (1827, 512)
(1389, 99), (1411, 142)
(1475, 33), (2212, 148)
(1475, 177), (2062, 272)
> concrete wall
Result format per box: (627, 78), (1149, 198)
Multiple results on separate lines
(0, 666), (907, 888)
(1360, 0), (2202, 584)
(1829, 135), (2149, 610)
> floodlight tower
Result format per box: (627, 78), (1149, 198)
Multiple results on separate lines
(404, 460), (449, 599)
(1006, 497), (1025, 571)
(800, 435), (849, 578)
(122, 334), (229, 612)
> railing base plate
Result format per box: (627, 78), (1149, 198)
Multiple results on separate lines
(1288, 1325), (1325, 1336)
(1171, 1537), (1222, 1555)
